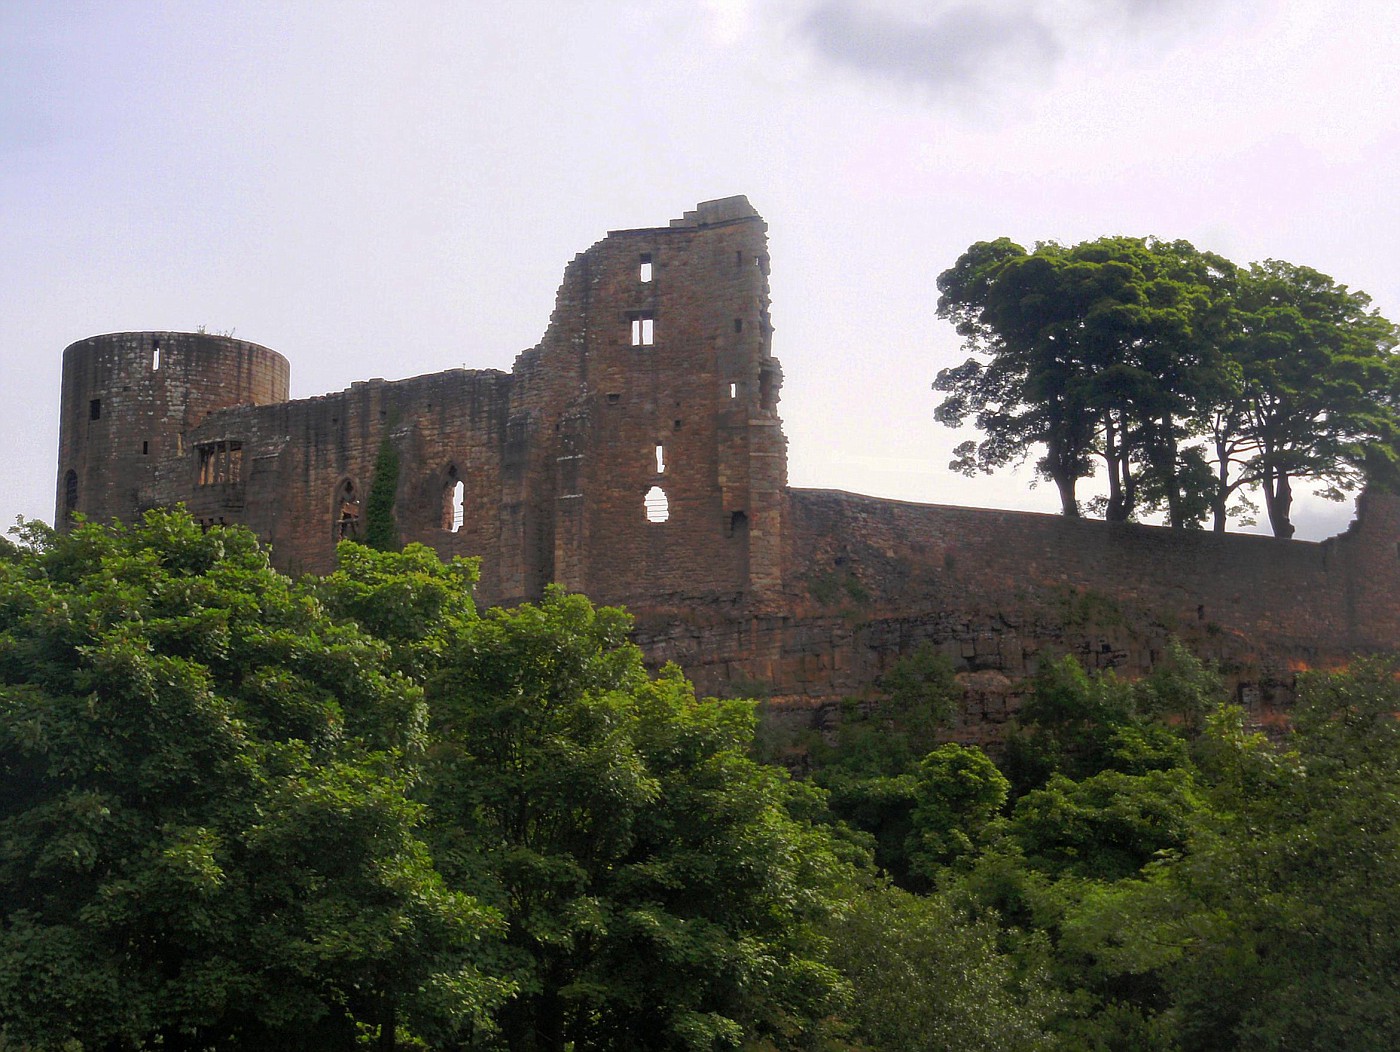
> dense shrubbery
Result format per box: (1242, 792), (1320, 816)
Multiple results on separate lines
(2, 512), (1397, 1050)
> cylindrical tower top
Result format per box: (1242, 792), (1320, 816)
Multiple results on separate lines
(56, 331), (290, 527)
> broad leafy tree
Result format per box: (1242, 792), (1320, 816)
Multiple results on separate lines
(936, 237), (1398, 533)
(934, 237), (1100, 517)
(420, 588), (860, 1052)
(827, 886), (1060, 1052)
(1211, 259), (1400, 536)
(0, 513), (503, 1052)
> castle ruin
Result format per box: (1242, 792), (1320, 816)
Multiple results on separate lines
(56, 197), (1400, 731)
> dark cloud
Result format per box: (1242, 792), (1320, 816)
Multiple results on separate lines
(799, 1), (1062, 92)
(796, 0), (1216, 96)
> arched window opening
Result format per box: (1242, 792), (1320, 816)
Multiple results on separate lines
(63, 470), (78, 522)
(644, 486), (669, 523)
(442, 468), (465, 532)
(336, 479), (361, 539)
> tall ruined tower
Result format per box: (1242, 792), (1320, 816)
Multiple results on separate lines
(56, 332), (290, 528)
(536, 195), (786, 603)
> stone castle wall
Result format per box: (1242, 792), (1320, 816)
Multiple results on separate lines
(54, 198), (1400, 727)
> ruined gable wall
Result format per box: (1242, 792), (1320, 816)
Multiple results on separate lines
(167, 197), (787, 604)
(544, 203), (783, 606)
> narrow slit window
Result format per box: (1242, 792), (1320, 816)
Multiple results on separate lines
(734, 318), (743, 333)
(729, 382), (738, 399)
(63, 470), (78, 520)
(639, 253), (653, 282)
(152, 339), (161, 371)
(89, 399), (101, 421)
(655, 442), (666, 474)
(142, 440), (149, 455)
(631, 315), (654, 346)
(644, 486), (669, 523)
(442, 469), (465, 532)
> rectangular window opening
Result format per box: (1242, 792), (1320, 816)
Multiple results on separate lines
(639, 254), (653, 282)
(631, 315), (654, 346)
(152, 344), (161, 371)
(142, 440), (149, 455)
(728, 382), (738, 399)
(197, 440), (243, 485)
(734, 318), (743, 333)
(655, 443), (666, 474)
(89, 398), (101, 421)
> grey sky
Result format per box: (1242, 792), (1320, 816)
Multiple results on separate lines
(4, 1), (1397, 541)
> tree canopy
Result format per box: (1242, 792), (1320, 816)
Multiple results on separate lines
(935, 238), (1399, 534)
(0, 513), (501, 1051)
(5, 512), (1399, 1050)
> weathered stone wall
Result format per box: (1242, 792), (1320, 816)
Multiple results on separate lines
(628, 487), (1400, 735)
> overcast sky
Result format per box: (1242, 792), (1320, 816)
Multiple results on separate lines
(5, 1), (1398, 541)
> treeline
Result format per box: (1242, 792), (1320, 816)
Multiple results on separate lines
(934, 239), (1400, 536)
(2, 513), (1399, 1050)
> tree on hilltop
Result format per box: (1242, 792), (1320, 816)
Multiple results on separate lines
(1210, 259), (1400, 536)
(934, 238), (1399, 534)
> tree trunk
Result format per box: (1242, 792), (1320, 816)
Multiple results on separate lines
(1264, 469), (1296, 539)
(1160, 415), (1183, 528)
(1054, 471), (1079, 517)
(1213, 438), (1229, 532)
(1105, 417), (1128, 522)
(378, 993), (397, 1052)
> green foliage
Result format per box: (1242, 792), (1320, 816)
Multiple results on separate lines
(1004, 767), (1202, 882)
(9, 515), (1395, 1051)
(805, 646), (961, 887)
(0, 512), (502, 1051)
(1003, 650), (1203, 795)
(316, 541), (479, 682)
(1215, 260), (1400, 537)
(826, 886), (1060, 1052)
(422, 587), (863, 1051)
(905, 743), (1010, 877)
(365, 432), (401, 551)
(1147, 660), (1400, 1050)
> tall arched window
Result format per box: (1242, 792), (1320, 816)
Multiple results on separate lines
(442, 467), (465, 532)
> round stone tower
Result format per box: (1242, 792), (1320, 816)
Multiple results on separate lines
(56, 332), (290, 528)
